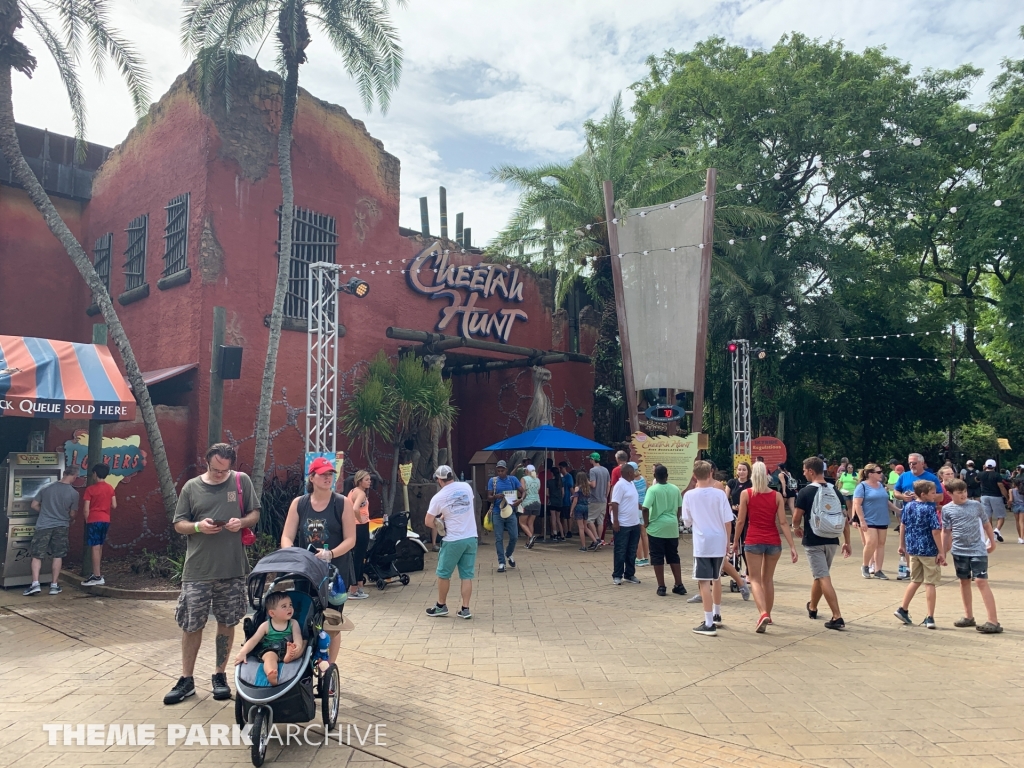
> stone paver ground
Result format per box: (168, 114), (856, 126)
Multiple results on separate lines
(2, 528), (1024, 767)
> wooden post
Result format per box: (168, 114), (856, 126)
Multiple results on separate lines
(208, 307), (226, 446)
(81, 323), (108, 578)
(439, 186), (448, 239)
(603, 181), (640, 436)
(419, 196), (430, 237)
(691, 169), (717, 435)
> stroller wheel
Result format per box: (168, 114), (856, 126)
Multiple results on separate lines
(250, 707), (270, 767)
(730, 582), (739, 593)
(234, 691), (245, 726)
(376, 579), (386, 590)
(399, 574), (410, 586)
(321, 663), (341, 729)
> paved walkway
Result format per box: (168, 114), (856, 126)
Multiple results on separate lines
(2, 529), (1024, 767)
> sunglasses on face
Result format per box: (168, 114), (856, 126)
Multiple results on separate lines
(869, 470), (883, 474)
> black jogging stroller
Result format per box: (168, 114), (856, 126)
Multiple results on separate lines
(363, 512), (411, 590)
(235, 547), (341, 766)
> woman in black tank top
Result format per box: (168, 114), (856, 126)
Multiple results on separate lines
(281, 459), (356, 663)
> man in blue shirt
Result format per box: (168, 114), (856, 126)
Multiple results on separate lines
(487, 460), (523, 573)
(894, 453), (943, 504)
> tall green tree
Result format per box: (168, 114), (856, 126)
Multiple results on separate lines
(182, 0), (404, 484)
(0, 1), (181, 517)
(632, 34), (957, 435)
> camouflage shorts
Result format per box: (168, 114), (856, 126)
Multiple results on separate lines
(29, 526), (69, 559)
(174, 577), (247, 633)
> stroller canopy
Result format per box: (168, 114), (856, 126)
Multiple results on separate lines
(248, 547), (331, 607)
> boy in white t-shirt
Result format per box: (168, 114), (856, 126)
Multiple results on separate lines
(682, 460), (734, 636)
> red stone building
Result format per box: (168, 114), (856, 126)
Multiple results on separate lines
(0, 59), (596, 557)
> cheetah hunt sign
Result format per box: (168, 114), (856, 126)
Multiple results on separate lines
(407, 243), (529, 343)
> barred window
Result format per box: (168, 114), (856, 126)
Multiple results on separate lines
(93, 233), (112, 293)
(163, 193), (189, 276)
(278, 207), (338, 319)
(123, 214), (148, 291)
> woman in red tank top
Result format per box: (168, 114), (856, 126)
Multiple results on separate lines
(732, 462), (798, 633)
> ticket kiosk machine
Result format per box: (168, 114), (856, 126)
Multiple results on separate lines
(0, 452), (65, 587)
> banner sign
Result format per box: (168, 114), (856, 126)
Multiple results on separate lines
(749, 436), (787, 472)
(631, 432), (702, 491)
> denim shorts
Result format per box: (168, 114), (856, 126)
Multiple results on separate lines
(744, 543), (781, 556)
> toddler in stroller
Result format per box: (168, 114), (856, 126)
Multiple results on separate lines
(234, 591), (304, 686)
(234, 547), (341, 766)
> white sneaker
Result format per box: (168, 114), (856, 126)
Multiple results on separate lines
(1019, 538), (1024, 545)
(497, 563), (506, 573)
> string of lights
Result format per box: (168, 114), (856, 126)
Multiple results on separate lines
(787, 352), (942, 362)
(796, 322), (1016, 345)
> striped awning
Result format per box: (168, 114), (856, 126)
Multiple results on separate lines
(0, 335), (136, 421)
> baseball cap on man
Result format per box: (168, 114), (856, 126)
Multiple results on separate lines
(496, 460), (507, 469)
(966, 460), (975, 466)
(589, 452), (601, 460)
(627, 461), (639, 470)
(433, 465), (454, 480)
(985, 459), (997, 469)
(308, 457), (336, 475)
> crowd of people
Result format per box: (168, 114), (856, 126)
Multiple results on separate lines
(155, 439), (1020, 705)
(423, 449), (1022, 639)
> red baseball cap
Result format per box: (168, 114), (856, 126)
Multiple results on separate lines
(308, 457), (336, 475)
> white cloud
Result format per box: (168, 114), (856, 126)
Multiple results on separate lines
(10, 0), (1023, 245)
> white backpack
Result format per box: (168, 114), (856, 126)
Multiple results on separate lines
(810, 482), (846, 537)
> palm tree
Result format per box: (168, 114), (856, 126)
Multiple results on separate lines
(340, 351), (456, 513)
(182, 0), (404, 486)
(0, 1), (181, 518)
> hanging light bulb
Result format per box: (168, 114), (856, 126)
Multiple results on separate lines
(994, 200), (1003, 207)
(669, 203), (677, 210)
(968, 123), (978, 132)
(642, 250), (649, 256)
(760, 235), (767, 241)
(669, 247), (677, 252)
(735, 184), (742, 191)
(699, 243), (705, 249)
(728, 239), (735, 245)
(585, 224), (592, 230)
(862, 150), (871, 158)
(949, 206), (957, 214)
(774, 172), (782, 180)
(912, 138), (922, 146)
(701, 194), (708, 201)
(639, 212), (647, 218)
(907, 212), (914, 220)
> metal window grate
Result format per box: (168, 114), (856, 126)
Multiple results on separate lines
(278, 207), (338, 319)
(123, 214), (148, 291)
(163, 193), (189, 276)
(93, 233), (112, 293)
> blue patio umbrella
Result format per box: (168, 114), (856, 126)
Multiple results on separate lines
(483, 425), (612, 452)
(483, 426), (612, 539)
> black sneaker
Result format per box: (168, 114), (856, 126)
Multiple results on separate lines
(526, 536), (537, 549)
(672, 584), (687, 595)
(425, 604), (449, 617)
(824, 617), (846, 631)
(692, 622), (717, 636)
(507, 556), (516, 569)
(994, 529), (1004, 543)
(894, 607), (912, 625)
(656, 586), (667, 596)
(712, 613), (723, 627)
(211, 672), (231, 700)
(163, 676), (196, 705)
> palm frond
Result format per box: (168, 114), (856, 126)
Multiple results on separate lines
(21, 4), (87, 143)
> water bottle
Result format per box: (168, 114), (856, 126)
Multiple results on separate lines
(897, 555), (910, 580)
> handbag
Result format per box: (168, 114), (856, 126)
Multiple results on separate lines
(482, 510), (493, 531)
(235, 472), (257, 546)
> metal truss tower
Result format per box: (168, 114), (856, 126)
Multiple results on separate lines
(305, 263), (341, 456)
(730, 339), (752, 457)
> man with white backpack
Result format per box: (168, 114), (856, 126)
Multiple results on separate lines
(792, 456), (852, 630)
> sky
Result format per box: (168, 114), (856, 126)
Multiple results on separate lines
(11, 0), (1024, 244)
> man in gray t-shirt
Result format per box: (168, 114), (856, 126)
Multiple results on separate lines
(585, 453), (610, 542)
(24, 473), (80, 596)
